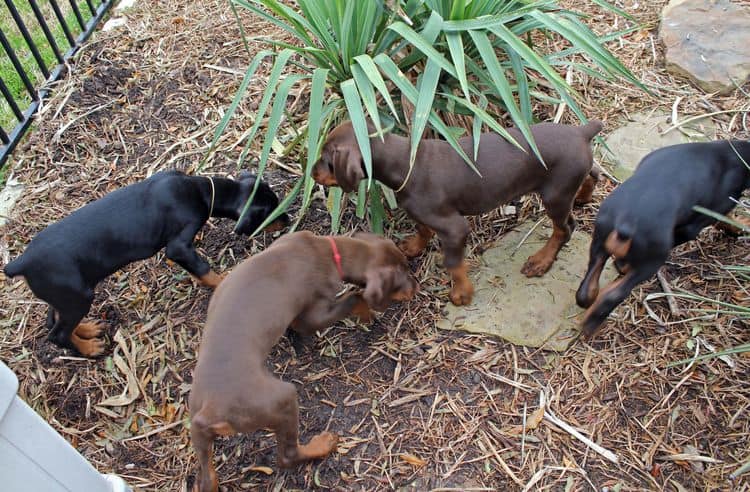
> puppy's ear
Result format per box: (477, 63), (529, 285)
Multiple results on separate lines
(332, 145), (365, 193)
(364, 267), (395, 312)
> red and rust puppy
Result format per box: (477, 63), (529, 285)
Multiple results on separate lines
(312, 120), (602, 306)
(3, 170), (287, 357)
(576, 140), (750, 338)
(189, 231), (417, 492)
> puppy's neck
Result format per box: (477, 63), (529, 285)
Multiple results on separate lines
(328, 236), (371, 285)
(197, 177), (246, 219)
(369, 133), (413, 190)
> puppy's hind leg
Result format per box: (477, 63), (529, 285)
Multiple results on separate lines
(30, 277), (105, 357)
(581, 260), (663, 338)
(266, 379), (338, 468)
(431, 215), (473, 306)
(574, 172), (597, 205)
(190, 413), (220, 492)
(522, 192), (576, 277)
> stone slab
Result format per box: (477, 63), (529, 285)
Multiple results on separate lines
(0, 177), (24, 228)
(660, 0), (750, 95)
(601, 111), (715, 181)
(437, 221), (618, 351)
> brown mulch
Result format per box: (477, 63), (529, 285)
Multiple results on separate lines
(1, 0), (749, 491)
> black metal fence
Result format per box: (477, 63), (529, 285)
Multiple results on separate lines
(0, 0), (114, 167)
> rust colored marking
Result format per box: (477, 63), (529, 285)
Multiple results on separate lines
(574, 174), (596, 205)
(263, 219), (286, 233)
(399, 224), (435, 258)
(447, 261), (474, 306)
(312, 167), (338, 187)
(521, 223), (568, 277)
(604, 231), (631, 259)
(350, 298), (374, 323)
(73, 321), (105, 340)
(390, 288), (416, 302)
(70, 331), (105, 357)
(583, 255), (606, 306)
(199, 271), (224, 289)
(297, 432), (339, 460)
(581, 274), (629, 338)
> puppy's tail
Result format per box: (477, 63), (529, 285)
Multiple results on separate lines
(604, 222), (634, 260)
(4, 254), (28, 278)
(580, 120), (604, 141)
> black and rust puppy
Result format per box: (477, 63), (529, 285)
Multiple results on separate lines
(576, 141), (750, 337)
(4, 170), (288, 357)
(312, 120), (602, 306)
(190, 231), (418, 492)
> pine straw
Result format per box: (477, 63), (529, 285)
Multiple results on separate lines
(0, 0), (749, 490)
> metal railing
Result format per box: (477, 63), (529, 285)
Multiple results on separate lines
(0, 0), (115, 167)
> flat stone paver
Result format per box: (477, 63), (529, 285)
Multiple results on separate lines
(602, 111), (715, 181)
(437, 220), (618, 351)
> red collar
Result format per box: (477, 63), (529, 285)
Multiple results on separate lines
(327, 237), (344, 280)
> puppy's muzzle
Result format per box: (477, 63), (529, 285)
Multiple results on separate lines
(391, 277), (419, 302)
(312, 162), (338, 187)
(264, 213), (290, 233)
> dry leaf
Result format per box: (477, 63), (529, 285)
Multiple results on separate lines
(99, 332), (140, 407)
(526, 406), (545, 430)
(400, 453), (427, 467)
(242, 465), (273, 475)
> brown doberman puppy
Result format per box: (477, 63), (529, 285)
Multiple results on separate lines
(189, 231), (418, 492)
(311, 120), (602, 306)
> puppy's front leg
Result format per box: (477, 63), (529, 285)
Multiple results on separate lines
(165, 226), (223, 288)
(291, 293), (371, 336)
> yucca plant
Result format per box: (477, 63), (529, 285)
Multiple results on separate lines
(205, 0), (644, 234)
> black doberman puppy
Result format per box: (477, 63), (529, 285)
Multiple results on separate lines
(4, 170), (288, 356)
(576, 140), (750, 338)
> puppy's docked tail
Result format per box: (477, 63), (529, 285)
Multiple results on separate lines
(580, 120), (604, 141)
(4, 254), (28, 279)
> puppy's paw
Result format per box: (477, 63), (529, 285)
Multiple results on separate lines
(399, 236), (427, 258)
(73, 321), (106, 339)
(580, 315), (604, 340)
(449, 283), (474, 306)
(304, 432), (339, 457)
(199, 270), (226, 289)
(350, 298), (375, 323)
(521, 256), (553, 277)
(72, 335), (106, 357)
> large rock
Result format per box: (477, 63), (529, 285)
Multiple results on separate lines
(659, 0), (750, 95)
(437, 221), (618, 352)
(602, 111), (715, 181)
